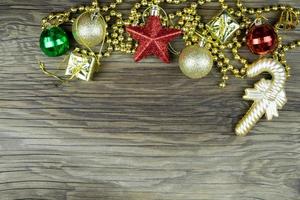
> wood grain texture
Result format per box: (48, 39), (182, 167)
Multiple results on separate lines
(0, 0), (299, 200)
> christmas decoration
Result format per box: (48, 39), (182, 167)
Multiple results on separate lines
(40, 26), (70, 57)
(38, 0), (111, 82)
(65, 50), (98, 81)
(126, 6), (182, 63)
(246, 20), (278, 55)
(206, 10), (240, 44)
(38, 0), (300, 135)
(72, 10), (107, 48)
(235, 59), (287, 136)
(277, 8), (299, 30)
(179, 43), (213, 79)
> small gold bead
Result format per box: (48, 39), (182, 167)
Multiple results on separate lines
(222, 5), (228, 10)
(272, 5), (278, 11)
(112, 39), (119, 45)
(141, 0), (147, 5)
(280, 5), (286, 10)
(241, 59), (248, 65)
(185, 41), (192, 46)
(221, 68), (227, 73)
(218, 53), (225, 58)
(219, 82), (226, 88)
(212, 48), (218, 54)
(233, 69), (239, 75)
(41, 19), (48, 24)
(240, 68), (247, 74)
(256, 8), (262, 14)
(107, 46), (113, 51)
(264, 6), (271, 12)
(232, 49), (238, 54)
(70, 7), (78, 13)
(198, 0), (205, 5)
(79, 6), (85, 11)
(237, 2), (242, 7)
(191, 3), (197, 8)
(249, 9), (255, 14)
(222, 75), (229, 80)
(227, 65), (233, 70)
(191, 35), (198, 42)
(176, 11), (182, 16)
(110, 10), (116, 16)
(234, 55), (240, 60)
(217, 61), (223, 67)
(224, 58), (230, 64)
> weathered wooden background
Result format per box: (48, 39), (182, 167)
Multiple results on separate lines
(0, 0), (299, 200)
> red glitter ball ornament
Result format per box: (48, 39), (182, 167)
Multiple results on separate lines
(246, 23), (278, 55)
(126, 16), (182, 63)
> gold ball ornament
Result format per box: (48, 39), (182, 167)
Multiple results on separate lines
(179, 45), (213, 79)
(72, 11), (107, 48)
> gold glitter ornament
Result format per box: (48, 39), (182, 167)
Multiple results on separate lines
(179, 44), (213, 79)
(72, 11), (107, 48)
(235, 58), (287, 136)
(277, 8), (299, 30)
(206, 10), (240, 44)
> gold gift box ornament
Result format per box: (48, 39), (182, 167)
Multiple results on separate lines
(65, 49), (98, 81)
(206, 10), (240, 44)
(39, 49), (99, 82)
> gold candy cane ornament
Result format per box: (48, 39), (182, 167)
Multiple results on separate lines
(235, 58), (287, 136)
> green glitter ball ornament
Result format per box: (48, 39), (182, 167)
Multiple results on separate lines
(40, 27), (70, 57)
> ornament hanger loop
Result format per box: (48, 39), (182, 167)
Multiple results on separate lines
(142, 5), (171, 25)
(141, 5), (180, 55)
(254, 14), (268, 25)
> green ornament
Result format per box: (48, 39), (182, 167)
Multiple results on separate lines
(40, 27), (70, 57)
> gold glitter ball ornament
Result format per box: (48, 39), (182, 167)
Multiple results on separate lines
(179, 45), (213, 79)
(72, 11), (107, 48)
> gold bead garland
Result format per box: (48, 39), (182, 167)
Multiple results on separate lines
(39, 0), (300, 85)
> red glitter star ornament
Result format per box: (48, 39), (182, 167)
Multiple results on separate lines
(126, 16), (182, 63)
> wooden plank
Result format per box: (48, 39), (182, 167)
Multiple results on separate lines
(0, 0), (299, 200)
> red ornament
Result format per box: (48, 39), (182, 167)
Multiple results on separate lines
(126, 16), (182, 63)
(246, 23), (278, 55)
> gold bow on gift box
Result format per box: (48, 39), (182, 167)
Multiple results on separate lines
(65, 51), (98, 81)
